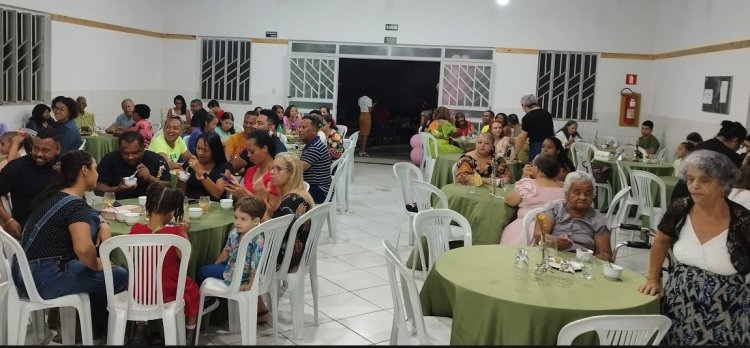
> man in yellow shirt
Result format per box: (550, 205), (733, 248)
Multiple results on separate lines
(224, 110), (257, 162)
(74, 96), (96, 130)
(480, 110), (493, 133)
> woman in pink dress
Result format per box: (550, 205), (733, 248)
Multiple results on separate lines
(499, 154), (564, 246)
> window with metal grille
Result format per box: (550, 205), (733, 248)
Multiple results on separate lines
(536, 51), (597, 120)
(0, 7), (47, 103)
(200, 38), (251, 102)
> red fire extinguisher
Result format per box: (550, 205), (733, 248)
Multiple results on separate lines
(621, 88), (637, 125)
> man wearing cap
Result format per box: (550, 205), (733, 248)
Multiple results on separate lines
(513, 94), (554, 161)
(636, 120), (660, 158)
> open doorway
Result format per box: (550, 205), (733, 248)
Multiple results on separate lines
(336, 58), (440, 159)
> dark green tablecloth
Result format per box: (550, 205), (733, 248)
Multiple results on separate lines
(431, 153), (521, 188)
(83, 134), (119, 163)
(108, 198), (235, 279)
(419, 245), (660, 345)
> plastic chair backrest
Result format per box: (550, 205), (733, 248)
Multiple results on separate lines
(277, 203), (331, 280)
(348, 131), (360, 149)
(393, 163), (423, 211)
(630, 170), (666, 213)
(636, 146), (649, 159)
(343, 139), (353, 152)
(383, 240), (429, 345)
(243, 214), (295, 294)
(278, 133), (288, 144)
(99, 234), (191, 313)
(602, 136), (618, 147)
(0, 228), (45, 303)
(450, 162), (457, 184)
(522, 207), (546, 246)
(303, 181), (310, 191)
(324, 155), (348, 204)
(655, 147), (668, 161)
(412, 209), (472, 272)
(410, 179), (449, 211)
(557, 314), (672, 345)
(614, 160), (634, 193)
(418, 132), (438, 178)
(571, 142), (596, 168)
(78, 138), (86, 150)
(605, 186), (632, 228)
(337, 125), (348, 139)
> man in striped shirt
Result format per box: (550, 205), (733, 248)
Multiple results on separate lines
(299, 114), (332, 203)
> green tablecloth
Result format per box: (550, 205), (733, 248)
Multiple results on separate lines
(593, 158), (674, 194)
(405, 184), (517, 270)
(108, 198), (235, 280)
(430, 153), (521, 188)
(451, 138), (476, 152)
(83, 134), (119, 163)
(419, 245), (659, 345)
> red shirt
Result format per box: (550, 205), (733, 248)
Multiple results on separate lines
(243, 165), (280, 196)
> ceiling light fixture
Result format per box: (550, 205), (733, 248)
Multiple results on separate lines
(496, 0), (510, 6)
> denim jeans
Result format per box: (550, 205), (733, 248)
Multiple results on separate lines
(199, 262), (227, 285)
(13, 257), (128, 332)
(529, 142), (543, 162)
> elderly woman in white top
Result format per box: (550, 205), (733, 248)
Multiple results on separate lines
(534, 171), (612, 260)
(638, 150), (750, 345)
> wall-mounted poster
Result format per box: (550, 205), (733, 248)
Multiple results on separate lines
(702, 76), (732, 114)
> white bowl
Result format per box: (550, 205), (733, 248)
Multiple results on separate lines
(138, 195), (148, 206)
(188, 207), (203, 219)
(220, 199), (233, 210)
(123, 177), (137, 187)
(576, 248), (594, 263)
(602, 263), (624, 280)
(124, 212), (140, 225)
(116, 211), (126, 222)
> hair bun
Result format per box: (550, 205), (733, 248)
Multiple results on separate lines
(721, 120), (734, 128)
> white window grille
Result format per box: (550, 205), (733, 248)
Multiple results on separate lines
(440, 62), (493, 110)
(0, 7), (47, 103)
(288, 56), (337, 102)
(536, 51), (597, 120)
(200, 38), (251, 102)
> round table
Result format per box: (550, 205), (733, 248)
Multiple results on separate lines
(107, 198), (235, 280)
(83, 134), (119, 163)
(405, 184), (518, 270)
(419, 245), (660, 345)
(430, 153), (521, 188)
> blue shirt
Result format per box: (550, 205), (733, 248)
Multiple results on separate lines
(111, 113), (134, 129)
(56, 120), (83, 154)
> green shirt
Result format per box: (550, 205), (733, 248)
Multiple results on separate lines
(148, 135), (188, 163)
(74, 111), (96, 129)
(637, 135), (660, 153)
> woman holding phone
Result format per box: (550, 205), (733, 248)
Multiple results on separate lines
(224, 130), (280, 219)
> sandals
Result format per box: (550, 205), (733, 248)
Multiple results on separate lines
(359, 151), (370, 157)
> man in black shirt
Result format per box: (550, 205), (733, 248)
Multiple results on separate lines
(513, 93), (554, 161)
(0, 127), (60, 238)
(96, 131), (171, 199)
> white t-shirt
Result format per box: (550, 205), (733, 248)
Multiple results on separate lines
(358, 96), (372, 113)
(673, 215), (737, 276)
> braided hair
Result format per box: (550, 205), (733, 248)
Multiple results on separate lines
(145, 182), (185, 222)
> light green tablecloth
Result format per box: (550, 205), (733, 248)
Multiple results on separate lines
(451, 138), (476, 152)
(83, 134), (119, 163)
(405, 184), (517, 270)
(419, 245), (660, 345)
(430, 153), (521, 188)
(108, 198), (235, 280)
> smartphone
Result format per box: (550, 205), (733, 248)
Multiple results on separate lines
(220, 173), (235, 184)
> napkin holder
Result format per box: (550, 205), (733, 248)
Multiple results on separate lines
(101, 205), (142, 220)
(593, 150), (611, 162)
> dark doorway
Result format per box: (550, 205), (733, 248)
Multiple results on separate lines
(336, 58), (440, 159)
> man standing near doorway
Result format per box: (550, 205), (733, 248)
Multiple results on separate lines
(357, 94), (373, 157)
(512, 94), (554, 161)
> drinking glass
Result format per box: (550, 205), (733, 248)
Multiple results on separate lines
(513, 248), (530, 279)
(102, 192), (115, 209)
(199, 196), (211, 213)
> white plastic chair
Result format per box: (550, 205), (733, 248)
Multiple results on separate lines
(78, 138), (87, 150)
(195, 214), (295, 345)
(419, 132), (439, 182)
(99, 234), (192, 345)
(571, 142), (596, 169)
(412, 209), (472, 275)
(347, 131), (359, 186)
(630, 170), (667, 231)
(341, 139), (354, 212)
(521, 207), (547, 247)
(636, 146), (649, 159)
(0, 228), (93, 345)
(614, 160), (639, 236)
(383, 240), (452, 345)
(604, 187), (632, 247)
(303, 181), (310, 191)
(450, 162), (458, 184)
(275, 203), (331, 339)
(655, 147), (668, 162)
(278, 132), (288, 145)
(602, 136), (618, 147)
(393, 163), (423, 247)
(410, 179), (449, 211)
(337, 125), (348, 139)
(557, 314), (672, 345)
(336, 146), (355, 213)
(578, 158), (612, 211)
(323, 156), (348, 243)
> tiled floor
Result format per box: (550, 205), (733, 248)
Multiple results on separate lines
(27, 161), (650, 346)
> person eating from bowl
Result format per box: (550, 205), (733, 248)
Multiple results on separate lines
(534, 171), (612, 260)
(95, 131), (171, 200)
